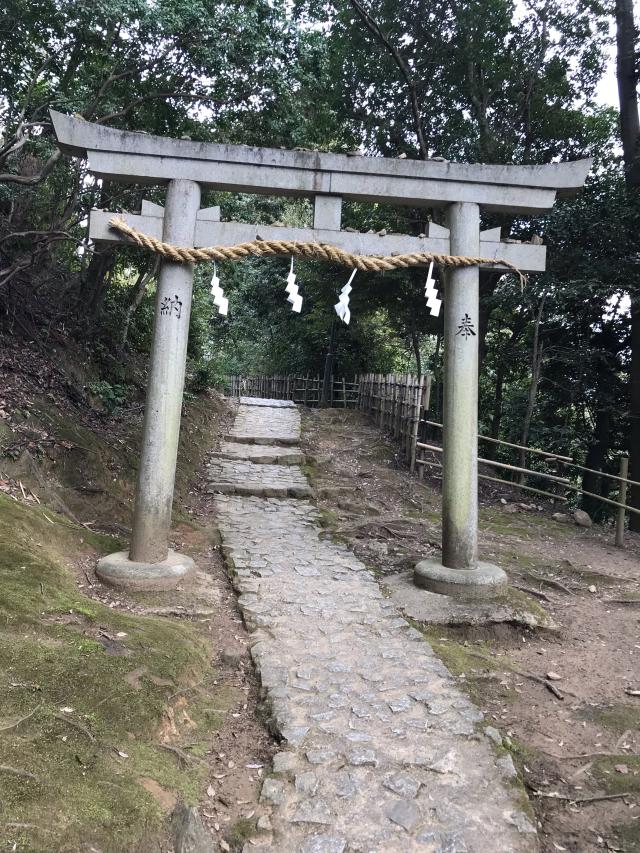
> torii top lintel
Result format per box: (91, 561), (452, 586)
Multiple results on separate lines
(50, 111), (590, 216)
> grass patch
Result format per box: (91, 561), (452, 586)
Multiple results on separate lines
(0, 494), (225, 852)
(418, 626), (517, 705)
(578, 702), (640, 735)
(592, 756), (640, 795)
(225, 816), (257, 850)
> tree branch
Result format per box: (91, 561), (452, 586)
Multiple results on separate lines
(0, 149), (61, 186)
(348, 0), (429, 159)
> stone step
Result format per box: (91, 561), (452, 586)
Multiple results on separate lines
(228, 404), (301, 447)
(206, 459), (312, 499)
(225, 433), (300, 447)
(212, 442), (305, 466)
(238, 396), (296, 408)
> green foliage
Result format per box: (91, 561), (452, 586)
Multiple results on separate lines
(87, 379), (130, 411)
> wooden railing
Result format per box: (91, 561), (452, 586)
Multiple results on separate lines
(415, 421), (639, 547)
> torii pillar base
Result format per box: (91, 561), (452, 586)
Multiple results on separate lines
(96, 550), (196, 591)
(414, 559), (507, 599)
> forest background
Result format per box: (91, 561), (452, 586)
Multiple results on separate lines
(1, 0), (639, 523)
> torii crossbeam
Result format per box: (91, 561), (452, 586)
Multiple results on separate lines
(51, 110), (590, 593)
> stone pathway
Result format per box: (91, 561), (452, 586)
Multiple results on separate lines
(211, 399), (537, 853)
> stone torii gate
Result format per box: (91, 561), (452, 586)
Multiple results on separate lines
(51, 110), (590, 592)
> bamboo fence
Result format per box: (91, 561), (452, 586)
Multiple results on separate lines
(357, 373), (431, 470)
(224, 375), (360, 408)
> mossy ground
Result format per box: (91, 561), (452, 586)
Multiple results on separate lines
(0, 485), (224, 851)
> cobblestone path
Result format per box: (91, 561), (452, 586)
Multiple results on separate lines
(211, 400), (537, 853)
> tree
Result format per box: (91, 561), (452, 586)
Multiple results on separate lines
(615, 0), (640, 528)
(0, 0), (327, 333)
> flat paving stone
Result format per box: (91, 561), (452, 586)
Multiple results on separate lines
(213, 441), (304, 465)
(212, 401), (537, 853)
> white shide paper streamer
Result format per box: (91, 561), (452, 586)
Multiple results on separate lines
(335, 269), (356, 325)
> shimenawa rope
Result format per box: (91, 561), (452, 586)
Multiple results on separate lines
(108, 217), (526, 287)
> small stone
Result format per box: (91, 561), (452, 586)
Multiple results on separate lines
(506, 811), (536, 834)
(383, 772), (420, 798)
(290, 799), (333, 825)
(546, 671), (561, 681)
(552, 512), (570, 523)
(299, 835), (347, 853)
(388, 696), (412, 714)
(221, 647), (245, 667)
(496, 755), (518, 779)
(440, 831), (469, 852)
(334, 772), (357, 798)
(484, 726), (503, 746)
(281, 725), (309, 745)
(377, 228), (387, 236)
(172, 804), (216, 853)
(272, 752), (296, 774)
(306, 749), (336, 765)
(344, 730), (372, 743)
(295, 771), (319, 795)
(260, 778), (285, 805)
(588, 584), (597, 594)
(427, 749), (456, 774)
(573, 508), (592, 528)
(256, 815), (272, 832)
(385, 798), (420, 832)
(615, 763), (629, 774)
(346, 748), (377, 767)
(351, 704), (371, 719)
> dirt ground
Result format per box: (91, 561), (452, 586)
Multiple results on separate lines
(301, 407), (640, 853)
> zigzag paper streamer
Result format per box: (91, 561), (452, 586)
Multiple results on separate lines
(285, 257), (302, 313)
(335, 269), (356, 325)
(210, 263), (228, 316)
(424, 261), (441, 317)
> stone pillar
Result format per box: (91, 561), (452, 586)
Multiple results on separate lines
(414, 202), (506, 596)
(97, 179), (200, 589)
(442, 201), (480, 569)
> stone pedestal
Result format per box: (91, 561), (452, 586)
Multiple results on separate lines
(414, 559), (506, 598)
(96, 550), (195, 591)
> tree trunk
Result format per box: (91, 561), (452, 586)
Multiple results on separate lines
(616, 0), (640, 529)
(581, 407), (612, 518)
(518, 297), (546, 476)
(83, 248), (117, 319)
(410, 327), (422, 377)
(490, 362), (505, 450)
(119, 258), (160, 354)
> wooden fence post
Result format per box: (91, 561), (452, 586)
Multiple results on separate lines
(616, 455), (629, 548)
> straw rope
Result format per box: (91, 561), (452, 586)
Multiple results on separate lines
(108, 216), (526, 286)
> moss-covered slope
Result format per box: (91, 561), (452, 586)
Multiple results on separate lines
(0, 495), (221, 852)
